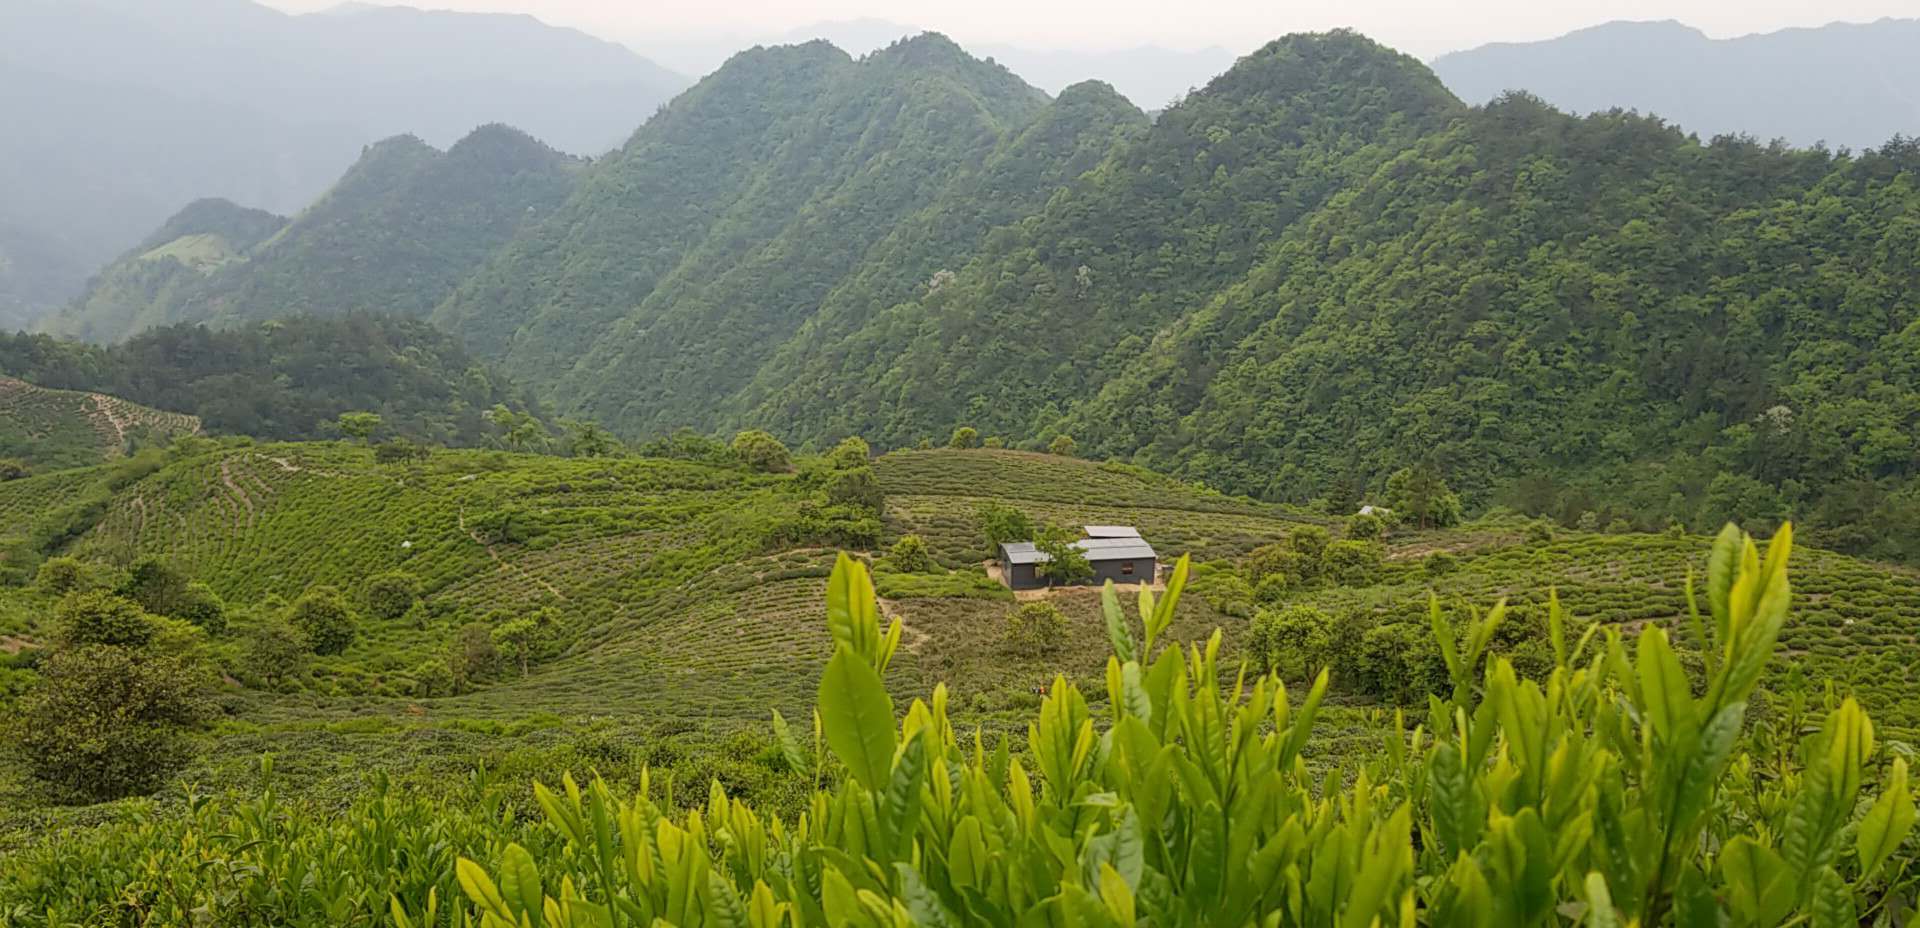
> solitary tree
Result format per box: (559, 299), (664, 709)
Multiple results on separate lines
(976, 502), (1034, 547)
(241, 620), (309, 689)
(11, 644), (210, 803)
(361, 571), (422, 621)
(948, 426), (980, 449)
(1035, 526), (1093, 586)
(119, 558), (190, 618)
(732, 430), (792, 473)
(287, 586), (357, 655)
(827, 436), (871, 469)
(888, 534), (936, 573)
(1004, 601), (1067, 657)
(1047, 435), (1077, 457)
(563, 419), (618, 458)
(1385, 465), (1462, 529)
(55, 591), (156, 650)
(336, 411), (382, 444)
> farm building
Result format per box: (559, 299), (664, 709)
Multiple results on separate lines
(997, 526), (1158, 590)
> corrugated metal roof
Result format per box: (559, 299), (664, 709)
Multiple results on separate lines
(1075, 538), (1157, 561)
(1000, 542), (1050, 565)
(1083, 525), (1142, 538)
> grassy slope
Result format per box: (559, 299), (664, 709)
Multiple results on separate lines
(3, 446), (1918, 828)
(0, 377), (200, 472)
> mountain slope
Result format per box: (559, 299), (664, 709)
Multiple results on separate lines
(1431, 19), (1920, 150)
(0, 375), (199, 471)
(439, 34), (1070, 434)
(48, 126), (581, 341)
(0, 0), (684, 325)
(729, 30), (1463, 444)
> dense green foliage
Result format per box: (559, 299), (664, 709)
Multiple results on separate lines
(7, 532), (1917, 925)
(31, 28), (1920, 565)
(0, 315), (542, 446)
(0, 375), (200, 471)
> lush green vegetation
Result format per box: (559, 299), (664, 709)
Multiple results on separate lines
(0, 376), (199, 471)
(0, 315), (543, 446)
(5, 527), (1917, 925)
(36, 29), (1920, 567)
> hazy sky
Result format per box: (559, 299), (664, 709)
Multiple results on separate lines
(262, 0), (1917, 60)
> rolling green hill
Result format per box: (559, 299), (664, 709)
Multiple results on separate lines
(1, 315), (543, 447)
(0, 375), (198, 472)
(2, 440), (1918, 921)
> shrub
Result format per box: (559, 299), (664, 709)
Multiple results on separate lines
(1346, 511), (1385, 541)
(361, 571), (422, 621)
(948, 426), (979, 449)
(1384, 465), (1463, 528)
(9, 644), (210, 803)
(407, 658), (455, 698)
(1355, 621), (1446, 702)
(175, 581), (226, 636)
(982, 436), (1004, 448)
(287, 586), (357, 656)
(1527, 519), (1556, 543)
(730, 430), (791, 473)
(1321, 539), (1384, 586)
(55, 591), (155, 649)
(1246, 604), (1332, 679)
(1003, 601), (1066, 657)
(118, 557), (189, 618)
(976, 502), (1034, 548)
(241, 620), (308, 689)
(373, 438), (430, 464)
(887, 534), (936, 573)
(823, 466), (884, 513)
(448, 621), (499, 686)
(1288, 524), (1331, 561)
(826, 436), (870, 469)
(1034, 528), (1092, 586)
(1425, 551), (1458, 576)
(33, 556), (99, 596)
(0, 458), (27, 481)
(1047, 434), (1076, 456)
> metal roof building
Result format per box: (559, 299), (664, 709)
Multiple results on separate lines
(997, 527), (1158, 590)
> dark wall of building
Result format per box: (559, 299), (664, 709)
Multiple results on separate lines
(1088, 557), (1155, 586)
(1004, 560), (1046, 590)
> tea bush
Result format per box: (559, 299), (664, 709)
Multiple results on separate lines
(9, 527), (1909, 924)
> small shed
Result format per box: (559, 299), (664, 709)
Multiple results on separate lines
(999, 542), (1051, 590)
(997, 529), (1159, 589)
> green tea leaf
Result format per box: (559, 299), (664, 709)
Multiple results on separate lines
(818, 646), (897, 791)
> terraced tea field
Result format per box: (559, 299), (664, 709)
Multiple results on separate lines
(0, 376), (199, 471)
(8, 442), (1920, 826)
(875, 449), (1321, 564)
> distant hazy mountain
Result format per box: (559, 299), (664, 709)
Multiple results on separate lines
(1432, 19), (1920, 150)
(778, 19), (1234, 109)
(0, 0), (685, 325)
(48, 125), (582, 342)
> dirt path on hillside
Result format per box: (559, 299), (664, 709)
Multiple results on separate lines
(88, 393), (131, 456)
(219, 457), (256, 528)
(457, 500), (569, 601)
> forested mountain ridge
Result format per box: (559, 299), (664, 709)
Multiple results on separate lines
(439, 33), (1075, 433)
(1432, 18), (1920, 152)
(46, 126), (581, 342)
(56, 28), (1920, 561)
